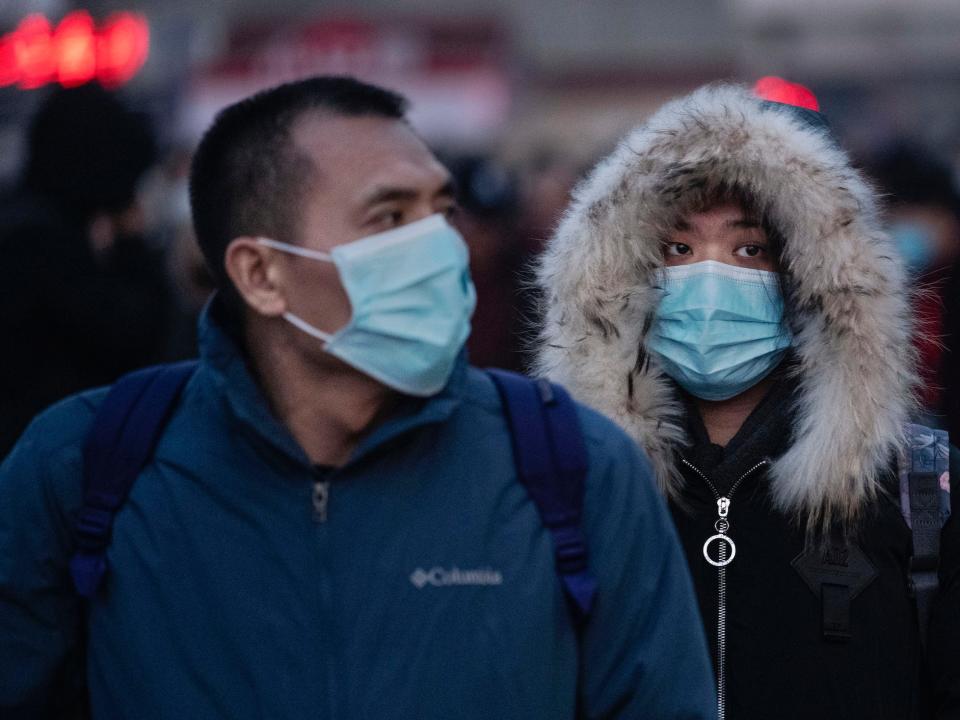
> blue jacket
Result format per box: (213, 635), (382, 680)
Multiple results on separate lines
(0, 308), (715, 719)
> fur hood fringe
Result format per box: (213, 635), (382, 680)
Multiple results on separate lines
(534, 84), (918, 528)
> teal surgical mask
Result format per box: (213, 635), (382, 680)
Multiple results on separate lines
(890, 220), (938, 274)
(648, 260), (792, 401)
(258, 214), (476, 397)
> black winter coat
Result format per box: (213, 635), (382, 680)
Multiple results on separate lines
(669, 377), (960, 720)
(0, 192), (171, 458)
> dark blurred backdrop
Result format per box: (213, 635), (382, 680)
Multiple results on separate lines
(1, 0), (959, 454)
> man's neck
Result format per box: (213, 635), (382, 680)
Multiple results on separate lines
(694, 374), (776, 447)
(247, 322), (399, 467)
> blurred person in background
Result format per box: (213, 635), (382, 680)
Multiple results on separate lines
(445, 154), (526, 371)
(0, 76), (715, 720)
(534, 83), (959, 719)
(945, 259), (960, 448)
(159, 181), (216, 358)
(140, 146), (217, 360)
(513, 148), (592, 370)
(0, 85), (168, 459)
(866, 141), (960, 422)
(517, 147), (584, 258)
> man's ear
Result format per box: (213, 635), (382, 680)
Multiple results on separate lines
(224, 237), (287, 317)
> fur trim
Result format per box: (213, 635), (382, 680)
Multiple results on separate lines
(534, 84), (918, 528)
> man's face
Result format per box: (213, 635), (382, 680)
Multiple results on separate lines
(663, 202), (776, 272)
(268, 113), (456, 342)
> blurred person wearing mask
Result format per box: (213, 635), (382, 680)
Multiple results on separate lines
(866, 142), (960, 420)
(0, 77), (715, 720)
(0, 85), (167, 459)
(445, 154), (526, 371)
(534, 84), (959, 719)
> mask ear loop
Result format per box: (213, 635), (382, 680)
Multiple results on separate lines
(256, 238), (338, 344)
(282, 312), (335, 344)
(256, 237), (333, 262)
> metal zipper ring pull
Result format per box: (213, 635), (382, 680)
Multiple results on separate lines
(703, 534), (737, 567)
(715, 518), (730, 533)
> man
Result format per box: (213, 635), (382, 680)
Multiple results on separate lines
(0, 85), (168, 459)
(0, 77), (714, 719)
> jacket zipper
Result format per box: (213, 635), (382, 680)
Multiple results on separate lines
(680, 458), (769, 720)
(308, 472), (334, 718)
(312, 478), (330, 523)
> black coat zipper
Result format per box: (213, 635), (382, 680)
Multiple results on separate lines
(680, 457), (770, 720)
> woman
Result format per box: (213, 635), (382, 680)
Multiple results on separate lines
(534, 84), (959, 719)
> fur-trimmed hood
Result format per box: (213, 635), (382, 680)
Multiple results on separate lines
(534, 83), (917, 528)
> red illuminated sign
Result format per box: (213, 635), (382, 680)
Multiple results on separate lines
(0, 11), (149, 90)
(753, 76), (820, 112)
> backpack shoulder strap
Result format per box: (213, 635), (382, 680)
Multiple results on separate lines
(486, 368), (597, 624)
(70, 360), (198, 598)
(899, 423), (951, 646)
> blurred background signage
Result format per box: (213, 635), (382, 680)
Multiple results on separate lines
(0, 11), (149, 90)
(183, 16), (511, 147)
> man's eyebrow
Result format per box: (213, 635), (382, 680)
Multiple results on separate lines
(359, 179), (456, 209)
(360, 186), (420, 208)
(435, 179), (456, 199)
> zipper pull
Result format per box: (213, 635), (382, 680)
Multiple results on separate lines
(704, 497), (736, 567)
(312, 479), (330, 523)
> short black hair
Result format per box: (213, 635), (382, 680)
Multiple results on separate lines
(189, 76), (408, 293)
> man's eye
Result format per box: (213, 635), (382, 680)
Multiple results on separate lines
(369, 210), (404, 229)
(667, 242), (691, 256)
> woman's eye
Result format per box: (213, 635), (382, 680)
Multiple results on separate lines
(443, 204), (459, 220)
(736, 245), (766, 258)
(667, 242), (691, 256)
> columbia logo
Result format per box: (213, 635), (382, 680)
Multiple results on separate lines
(410, 566), (504, 589)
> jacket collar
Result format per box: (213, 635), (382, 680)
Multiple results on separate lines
(680, 364), (799, 495)
(196, 296), (467, 470)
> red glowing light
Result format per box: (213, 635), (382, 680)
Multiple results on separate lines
(14, 14), (55, 89)
(55, 11), (97, 87)
(0, 10), (149, 90)
(96, 13), (150, 88)
(0, 35), (18, 87)
(753, 76), (820, 112)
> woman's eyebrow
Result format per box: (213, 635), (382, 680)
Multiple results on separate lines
(727, 217), (761, 229)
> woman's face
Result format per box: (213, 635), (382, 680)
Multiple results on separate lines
(663, 201), (777, 272)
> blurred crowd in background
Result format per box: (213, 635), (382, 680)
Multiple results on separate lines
(1, 0), (960, 457)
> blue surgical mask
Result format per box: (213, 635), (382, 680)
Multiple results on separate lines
(648, 261), (792, 401)
(889, 220), (938, 274)
(258, 214), (476, 397)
